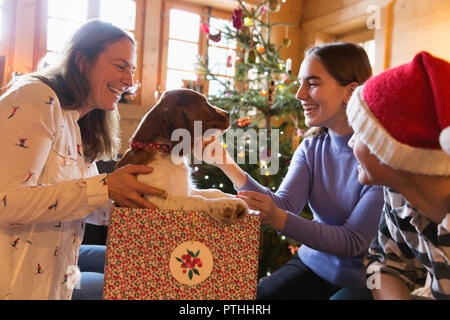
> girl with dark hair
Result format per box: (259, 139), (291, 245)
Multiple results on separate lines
(200, 42), (384, 299)
(0, 20), (166, 299)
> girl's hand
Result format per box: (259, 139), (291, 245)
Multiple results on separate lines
(107, 164), (167, 208)
(193, 136), (234, 167)
(236, 190), (287, 231)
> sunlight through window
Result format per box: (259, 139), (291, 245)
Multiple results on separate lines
(100, 0), (136, 31)
(165, 9), (200, 90)
(207, 17), (235, 96)
(0, 0), (4, 42)
(47, 0), (87, 52)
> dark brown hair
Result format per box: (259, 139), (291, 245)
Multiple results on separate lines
(17, 19), (136, 161)
(302, 42), (372, 138)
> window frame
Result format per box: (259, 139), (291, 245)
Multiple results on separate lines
(160, 0), (234, 94)
(35, 0), (145, 104)
(0, 0), (17, 87)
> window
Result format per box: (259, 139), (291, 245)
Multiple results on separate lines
(335, 27), (376, 71)
(0, 0), (15, 88)
(44, 0), (137, 59)
(38, 0), (144, 102)
(161, 2), (235, 95)
(0, 0), (4, 42)
(165, 9), (201, 91)
(45, 0), (88, 63)
(0, 0), (4, 86)
(206, 17), (235, 96)
(360, 39), (375, 70)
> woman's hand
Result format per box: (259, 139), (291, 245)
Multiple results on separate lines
(107, 164), (167, 209)
(236, 190), (287, 231)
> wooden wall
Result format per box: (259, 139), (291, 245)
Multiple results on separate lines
(6, 0), (450, 153)
(299, 0), (450, 74)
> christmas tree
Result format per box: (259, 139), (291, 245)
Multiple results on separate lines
(194, 0), (311, 279)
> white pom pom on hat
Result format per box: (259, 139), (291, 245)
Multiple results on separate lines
(441, 126), (450, 155)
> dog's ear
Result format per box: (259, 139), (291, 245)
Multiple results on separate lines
(132, 104), (170, 142)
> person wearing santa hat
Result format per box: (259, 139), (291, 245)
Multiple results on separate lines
(332, 51), (450, 300)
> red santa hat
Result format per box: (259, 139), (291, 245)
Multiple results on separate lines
(347, 51), (450, 176)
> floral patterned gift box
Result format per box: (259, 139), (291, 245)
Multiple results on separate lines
(103, 208), (260, 300)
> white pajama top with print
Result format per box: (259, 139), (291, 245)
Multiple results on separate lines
(0, 79), (111, 299)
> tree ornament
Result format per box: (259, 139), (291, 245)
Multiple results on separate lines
(285, 58), (292, 73)
(283, 27), (291, 47)
(200, 23), (221, 42)
(244, 17), (254, 27)
(267, 79), (276, 104)
(227, 55), (233, 68)
(256, 44), (265, 53)
(247, 50), (256, 64)
(260, 5), (268, 15)
(268, 0), (281, 12)
(280, 73), (289, 82)
(231, 8), (243, 30)
(237, 117), (251, 127)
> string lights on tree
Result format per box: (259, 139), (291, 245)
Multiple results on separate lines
(195, 0), (310, 279)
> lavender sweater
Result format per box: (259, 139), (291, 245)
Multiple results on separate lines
(239, 132), (383, 287)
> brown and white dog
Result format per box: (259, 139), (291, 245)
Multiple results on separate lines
(116, 89), (248, 224)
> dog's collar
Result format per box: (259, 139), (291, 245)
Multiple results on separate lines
(130, 140), (170, 154)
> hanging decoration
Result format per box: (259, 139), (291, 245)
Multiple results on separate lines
(227, 54), (233, 68)
(260, 5), (268, 15)
(200, 23), (221, 42)
(283, 26), (291, 47)
(246, 24), (256, 64)
(285, 58), (292, 74)
(236, 117), (251, 127)
(247, 50), (256, 63)
(280, 73), (289, 82)
(268, 0), (281, 12)
(244, 17), (254, 27)
(256, 44), (265, 54)
(231, 8), (243, 30)
(267, 79), (276, 105)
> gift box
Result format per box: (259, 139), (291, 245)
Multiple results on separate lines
(103, 208), (260, 300)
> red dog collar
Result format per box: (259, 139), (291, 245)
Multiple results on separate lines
(130, 141), (170, 154)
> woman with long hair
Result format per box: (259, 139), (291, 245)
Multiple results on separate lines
(0, 20), (166, 299)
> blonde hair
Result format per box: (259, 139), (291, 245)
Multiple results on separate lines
(302, 42), (372, 139)
(14, 19), (135, 162)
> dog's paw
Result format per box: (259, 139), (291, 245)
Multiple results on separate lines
(209, 198), (248, 224)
